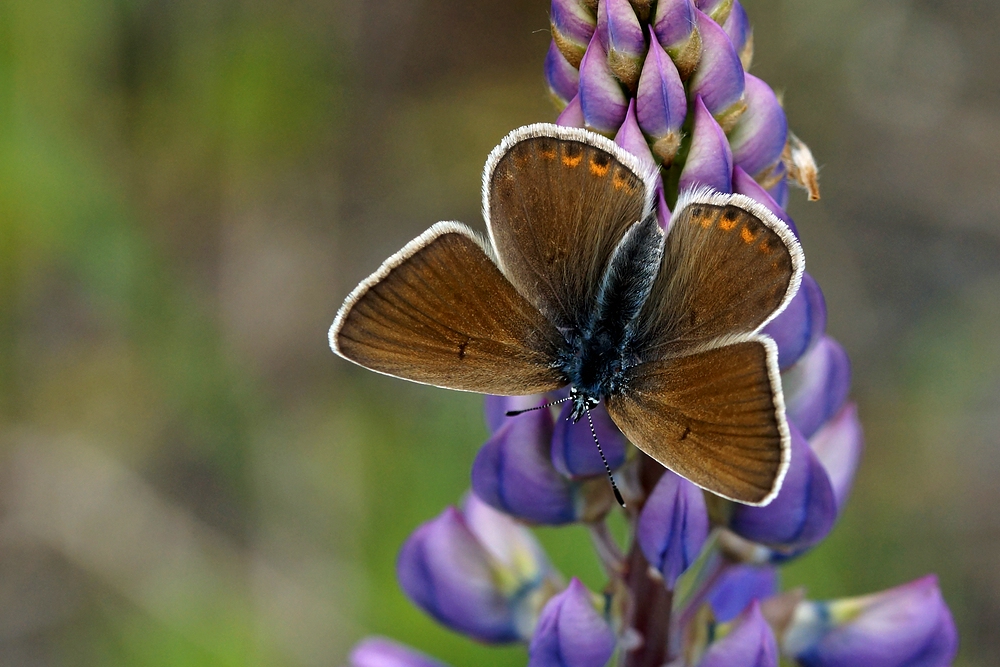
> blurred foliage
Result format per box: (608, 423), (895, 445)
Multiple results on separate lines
(0, 0), (997, 666)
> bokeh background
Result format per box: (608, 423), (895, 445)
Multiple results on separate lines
(0, 0), (997, 665)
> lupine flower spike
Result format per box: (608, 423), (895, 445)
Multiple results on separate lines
(346, 2), (957, 665)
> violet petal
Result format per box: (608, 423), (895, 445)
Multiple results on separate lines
(808, 403), (863, 512)
(350, 637), (451, 667)
(546, 40), (581, 108)
(782, 336), (852, 439)
(471, 409), (580, 525)
(785, 576), (958, 667)
(528, 578), (616, 667)
(637, 470), (709, 587)
(763, 272), (826, 370)
(679, 96), (733, 193)
(614, 98), (658, 172)
(729, 74), (788, 179)
(729, 422), (837, 553)
(708, 564), (779, 623)
(689, 9), (746, 121)
(699, 602), (779, 667)
(578, 33), (629, 134)
(552, 401), (627, 478)
(636, 34), (686, 162)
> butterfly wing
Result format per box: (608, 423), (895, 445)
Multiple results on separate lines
(631, 188), (804, 358)
(484, 124), (660, 330)
(331, 222), (566, 395)
(606, 336), (789, 505)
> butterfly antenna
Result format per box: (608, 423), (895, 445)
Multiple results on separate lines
(505, 396), (571, 417)
(586, 409), (626, 508)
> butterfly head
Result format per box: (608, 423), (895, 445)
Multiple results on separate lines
(568, 387), (600, 423)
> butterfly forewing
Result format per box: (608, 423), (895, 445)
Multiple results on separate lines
(632, 190), (804, 359)
(606, 337), (789, 505)
(331, 222), (565, 395)
(485, 125), (658, 331)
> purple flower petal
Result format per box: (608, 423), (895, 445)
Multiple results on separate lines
(695, 0), (734, 23)
(729, 422), (837, 553)
(699, 602), (779, 667)
(578, 33), (629, 134)
(614, 98), (658, 172)
(679, 96), (733, 193)
(656, 185), (672, 230)
(763, 272), (826, 370)
(557, 94), (587, 128)
(652, 0), (697, 49)
(552, 401), (627, 478)
(471, 408), (580, 525)
(767, 162), (789, 209)
(782, 336), (852, 439)
(689, 9), (746, 122)
(723, 0), (753, 66)
(808, 403), (863, 512)
(732, 165), (798, 236)
(636, 33), (686, 163)
(546, 41), (581, 108)
(463, 493), (553, 586)
(551, 0), (597, 68)
(785, 576), (958, 667)
(350, 637), (451, 667)
(729, 74), (788, 179)
(597, 0), (646, 89)
(708, 564), (779, 623)
(397, 507), (523, 642)
(484, 395), (546, 433)
(529, 578), (616, 667)
(637, 470), (709, 587)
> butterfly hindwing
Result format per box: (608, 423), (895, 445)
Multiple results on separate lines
(605, 337), (790, 505)
(331, 222), (566, 395)
(632, 189), (804, 359)
(484, 124), (659, 331)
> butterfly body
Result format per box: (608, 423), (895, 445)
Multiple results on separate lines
(331, 123), (804, 506)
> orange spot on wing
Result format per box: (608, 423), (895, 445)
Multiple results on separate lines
(612, 172), (632, 191)
(562, 154), (582, 167)
(740, 227), (756, 243)
(589, 160), (610, 177)
(719, 217), (737, 231)
(758, 240), (772, 254)
(540, 149), (557, 160)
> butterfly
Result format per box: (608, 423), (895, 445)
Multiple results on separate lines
(330, 123), (803, 506)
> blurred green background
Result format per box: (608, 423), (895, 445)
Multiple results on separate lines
(0, 0), (997, 665)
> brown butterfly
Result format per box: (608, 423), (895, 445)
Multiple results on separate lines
(330, 124), (803, 506)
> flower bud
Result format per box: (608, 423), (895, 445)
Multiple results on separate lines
(783, 576), (958, 667)
(695, 0), (734, 24)
(472, 408), (582, 524)
(679, 96), (733, 193)
(579, 33), (629, 135)
(349, 637), (451, 667)
(763, 272), (826, 370)
(651, 0), (701, 78)
(557, 94), (587, 128)
(552, 401), (627, 478)
(551, 0), (597, 68)
(528, 578), (616, 667)
(782, 336), (851, 439)
(614, 98), (658, 172)
(636, 33), (687, 164)
(729, 422), (837, 554)
(689, 9), (746, 130)
(723, 0), (753, 68)
(546, 41), (581, 109)
(809, 403), (863, 511)
(637, 470), (709, 587)
(699, 602), (779, 667)
(597, 0), (647, 90)
(728, 74), (787, 179)
(397, 495), (559, 642)
(708, 564), (779, 622)
(656, 185), (672, 229)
